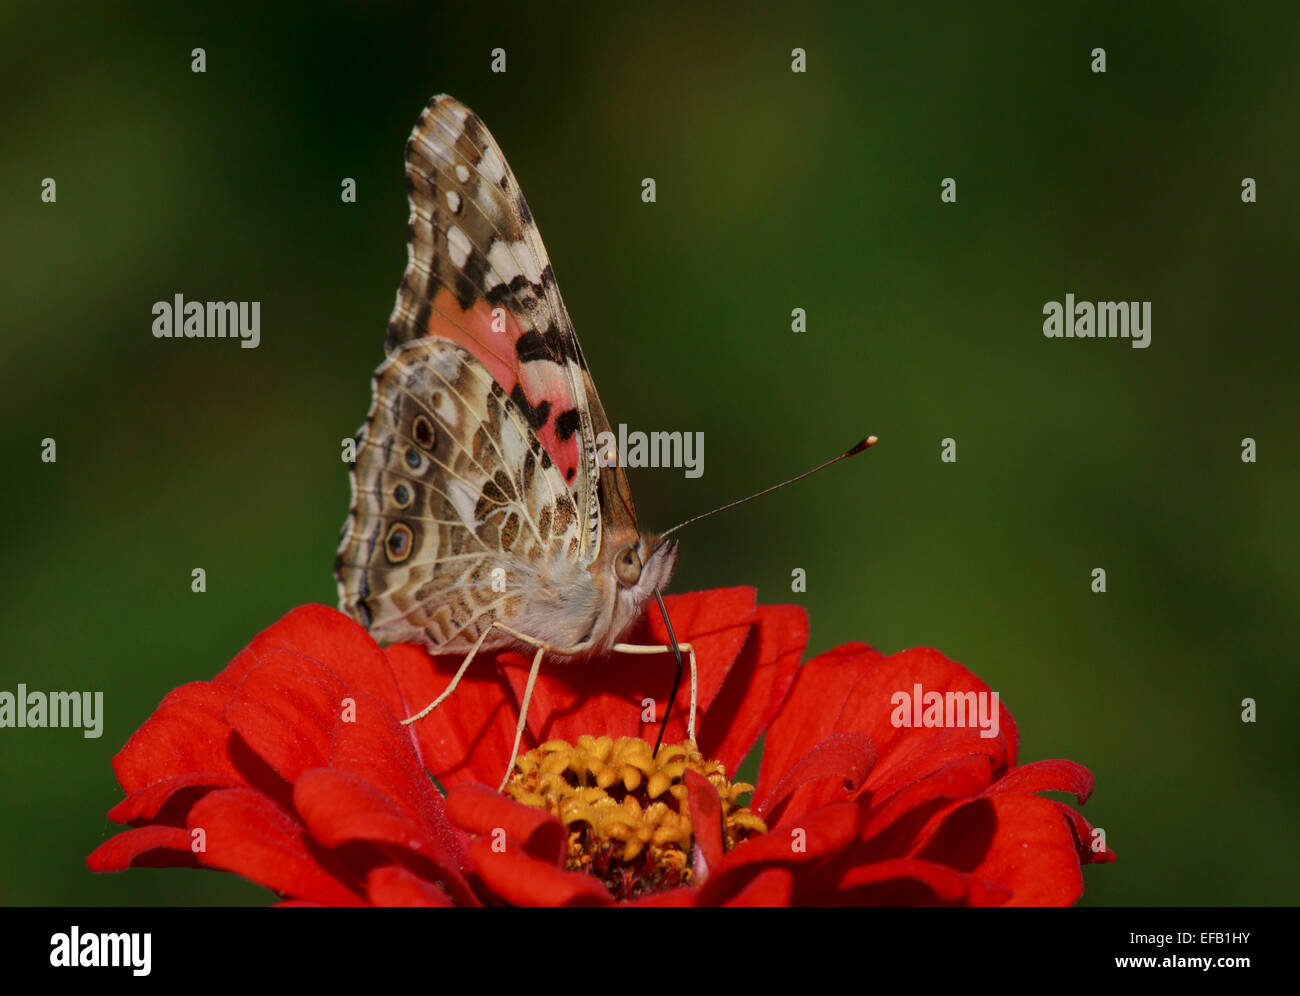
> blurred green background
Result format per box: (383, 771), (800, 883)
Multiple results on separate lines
(2, 0), (1296, 906)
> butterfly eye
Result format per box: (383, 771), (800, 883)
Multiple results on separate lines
(615, 546), (642, 586)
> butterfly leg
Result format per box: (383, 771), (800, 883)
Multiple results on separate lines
(401, 619), (571, 791)
(610, 642), (698, 742)
(401, 623), (497, 725)
(500, 642), (547, 792)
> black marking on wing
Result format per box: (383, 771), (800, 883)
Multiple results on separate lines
(510, 383), (552, 430)
(555, 408), (581, 441)
(514, 329), (552, 363)
(514, 323), (578, 365)
(485, 273), (537, 309)
(453, 250), (489, 312)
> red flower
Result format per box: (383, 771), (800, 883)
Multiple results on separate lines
(88, 588), (1113, 905)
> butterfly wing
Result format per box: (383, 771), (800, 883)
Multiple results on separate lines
(335, 338), (590, 650)
(386, 95), (643, 557)
(337, 95), (643, 652)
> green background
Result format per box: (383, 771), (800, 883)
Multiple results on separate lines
(2, 1), (1296, 906)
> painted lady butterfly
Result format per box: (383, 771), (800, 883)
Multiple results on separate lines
(335, 95), (696, 789)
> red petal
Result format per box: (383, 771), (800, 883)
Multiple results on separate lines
(860, 735), (1001, 814)
(984, 758), (1094, 803)
(187, 787), (365, 905)
(627, 887), (696, 907)
(1050, 798), (1117, 864)
(365, 865), (455, 906)
(105, 606), (408, 818)
(762, 644), (1018, 821)
(831, 856), (1012, 906)
(106, 773), (244, 824)
(221, 605), (406, 716)
(289, 697), (475, 903)
(837, 647), (1015, 791)
(293, 769), (475, 905)
(468, 839), (614, 906)
(754, 732), (875, 820)
(695, 802), (862, 905)
(111, 681), (242, 796)
(86, 826), (198, 872)
(721, 867), (794, 906)
(759, 643), (884, 804)
(683, 769), (724, 880)
(446, 783), (567, 866)
(913, 794), (1086, 906)
(295, 769), (426, 849)
(700, 603), (807, 776)
(221, 653), (352, 783)
(324, 698), (469, 872)
(855, 754), (1001, 859)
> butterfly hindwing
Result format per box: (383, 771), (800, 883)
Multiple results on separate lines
(336, 339), (590, 651)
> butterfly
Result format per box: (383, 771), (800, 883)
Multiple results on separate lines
(334, 95), (697, 790)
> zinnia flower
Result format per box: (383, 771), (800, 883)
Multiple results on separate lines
(87, 587), (1114, 905)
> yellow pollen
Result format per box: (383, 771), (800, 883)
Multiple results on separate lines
(504, 735), (767, 899)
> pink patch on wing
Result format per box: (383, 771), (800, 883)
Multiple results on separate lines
(426, 288), (580, 483)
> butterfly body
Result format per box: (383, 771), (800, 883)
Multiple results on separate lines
(335, 96), (678, 669)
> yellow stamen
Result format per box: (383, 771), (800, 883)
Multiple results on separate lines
(503, 735), (767, 900)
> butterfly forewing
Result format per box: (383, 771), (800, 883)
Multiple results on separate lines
(387, 96), (607, 547)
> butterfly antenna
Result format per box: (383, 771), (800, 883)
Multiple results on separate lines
(651, 587), (683, 756)
(660, 435), (878, 538)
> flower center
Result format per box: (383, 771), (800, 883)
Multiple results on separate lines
(505, 735), (767, 900)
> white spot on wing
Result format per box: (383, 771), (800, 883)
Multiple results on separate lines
(431, 388), (458, 428)
(487, 238), (542, 285)
(499, 416), (528, 469)
(448, 477), (482, 528)
(455, 163), (470, 183)
(480, 145), (506, 185)
(413, 133), (454, 169)
(431, 346), (462, 382)
(447, 225), (471, 268)
(445, 190), (461, 213)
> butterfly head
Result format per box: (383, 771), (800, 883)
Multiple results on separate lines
(605, 534), (678, 642)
